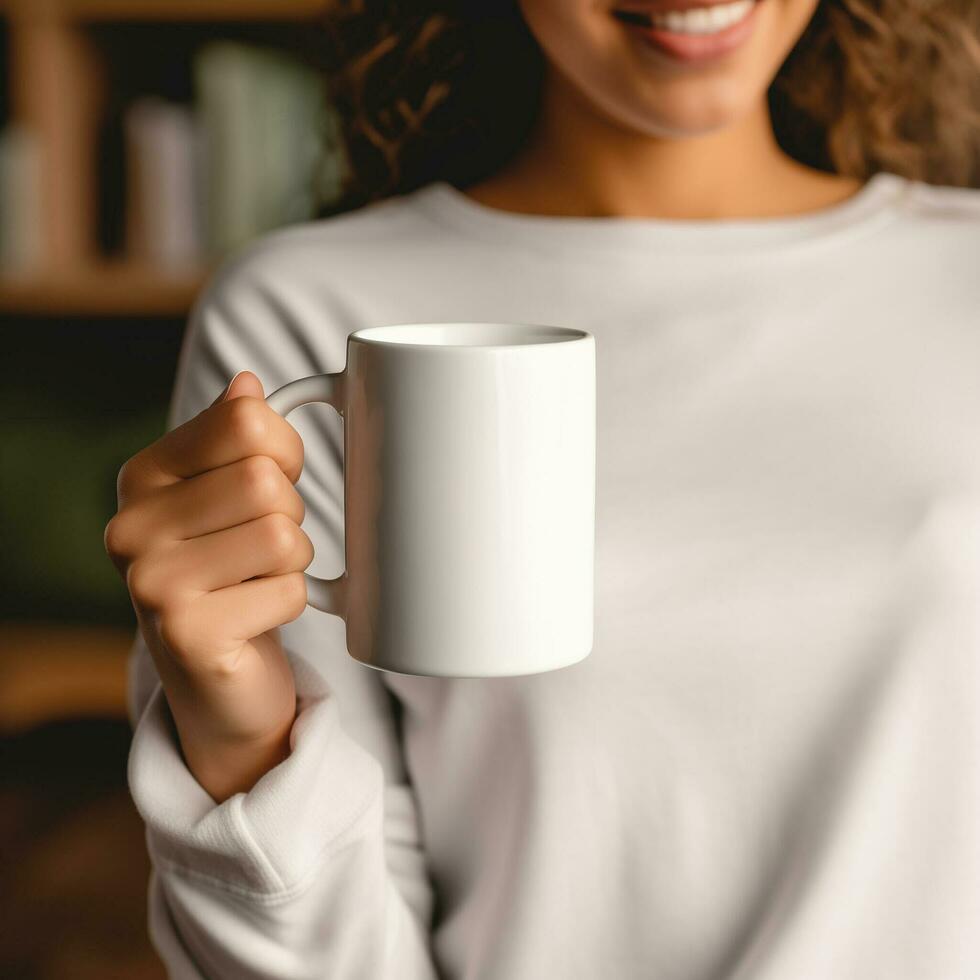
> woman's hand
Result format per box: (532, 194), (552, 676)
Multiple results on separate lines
(105, 370), (315, 803)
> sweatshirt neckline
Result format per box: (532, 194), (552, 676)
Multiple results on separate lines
(411, 171), (910, 254)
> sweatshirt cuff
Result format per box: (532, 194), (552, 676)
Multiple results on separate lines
(127, 648), (384, 900)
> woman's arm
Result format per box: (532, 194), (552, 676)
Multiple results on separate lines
(125, 250), (440, 978)
(128, 633), (438, 980)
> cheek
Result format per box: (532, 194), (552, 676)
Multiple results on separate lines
(519, 0), (822, 137)
(518, 0), (604, 81)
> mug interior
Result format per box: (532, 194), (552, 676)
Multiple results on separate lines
(350, 322), (587, 349)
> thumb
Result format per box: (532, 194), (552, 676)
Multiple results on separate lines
(212, 369), (265, 406)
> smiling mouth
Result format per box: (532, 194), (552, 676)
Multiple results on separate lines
(612, 0), (757, 35)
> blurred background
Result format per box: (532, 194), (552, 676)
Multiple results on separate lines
(0, 1), (340, 976)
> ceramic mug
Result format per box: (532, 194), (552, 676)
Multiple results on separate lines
(264, 321), (596, 678)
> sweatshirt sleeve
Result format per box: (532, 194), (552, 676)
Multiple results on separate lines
(124, 243), (440, 980)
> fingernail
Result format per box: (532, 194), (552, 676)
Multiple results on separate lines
(222, 370), (246, 399)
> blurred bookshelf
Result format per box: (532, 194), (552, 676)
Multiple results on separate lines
(15, 0), (328, 18)
(0, 261), (206, 314)
(0, 0), (339, 317)
(0, 0), (338, 733)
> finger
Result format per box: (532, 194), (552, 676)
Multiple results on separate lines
(211, 572), (309, 644)
(169, 573), (309, 665)
(133, 512), (314, 606)
(121, 381), (305, 500)
(122, 370), (264, 498)
(111, 454), (307, 559)
(209, 369), (252, 408)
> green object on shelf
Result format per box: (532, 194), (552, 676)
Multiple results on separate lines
(0, 406), (168, 622)
(194, 41), (337, 256)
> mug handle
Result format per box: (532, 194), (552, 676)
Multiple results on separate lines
(264, 372), (348, 619)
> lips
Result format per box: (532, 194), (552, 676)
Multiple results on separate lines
(613, 0), (762, 63)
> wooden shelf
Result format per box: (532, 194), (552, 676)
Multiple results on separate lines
(1, 0), (328, 20)
(0, 262), (209, 315)
(0, 621), (137, 733)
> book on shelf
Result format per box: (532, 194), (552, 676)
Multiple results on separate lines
(194, 41), (347, 257)
(124, 98), (205, 272)
(0, 124), (43, 275)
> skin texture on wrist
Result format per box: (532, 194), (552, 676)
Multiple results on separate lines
(170, 698), (298, 803)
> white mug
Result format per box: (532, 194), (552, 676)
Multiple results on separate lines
(264, 322), (596, 678)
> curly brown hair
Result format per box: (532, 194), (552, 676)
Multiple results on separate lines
(317, 0), (980, 216)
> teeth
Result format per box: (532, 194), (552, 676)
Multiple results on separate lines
(647, 0), (755, 34)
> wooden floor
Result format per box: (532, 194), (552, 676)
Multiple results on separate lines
(0, 718), (166, 979)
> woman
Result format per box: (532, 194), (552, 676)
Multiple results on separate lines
(107, 0), (980, 977)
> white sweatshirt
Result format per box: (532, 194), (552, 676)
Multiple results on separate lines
(127, 172), (980, 980)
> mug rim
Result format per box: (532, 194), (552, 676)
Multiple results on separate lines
(348, 321), (591, 351)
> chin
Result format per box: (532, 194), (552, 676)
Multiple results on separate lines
(612, 76), (761, 137)
(556, 71), (766, 145)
